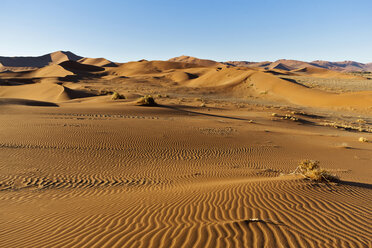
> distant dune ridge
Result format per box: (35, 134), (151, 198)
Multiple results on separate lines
(1, 51), (371, 72)
(78, 57), (117, 67)
(0, 51), (116, 72)
(169, 56), (372, 72)
(0, 51), (82, 68)
(168, 55), (226, 67)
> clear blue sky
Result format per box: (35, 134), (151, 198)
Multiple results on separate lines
(1, 0), (371, 63)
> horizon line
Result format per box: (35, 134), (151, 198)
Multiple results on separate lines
(0, 50), (371, 64)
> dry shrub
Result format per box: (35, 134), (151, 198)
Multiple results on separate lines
(294, 160), (339, 183)
(111, 92), (125, 100)
(137, 95), (157, 106)
(358, 137), (369, 142)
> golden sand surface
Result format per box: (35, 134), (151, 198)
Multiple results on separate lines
(0, 57), (371, 247)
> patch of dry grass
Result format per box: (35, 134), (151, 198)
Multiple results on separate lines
(358, 137), (369, 142)
(137, 95), (157, 106)
(293, 160), (339, 183)
(111, 92), (125, 100)
(320, 121), (372, 133)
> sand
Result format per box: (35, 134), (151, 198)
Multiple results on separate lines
(0, 56), (371, 248)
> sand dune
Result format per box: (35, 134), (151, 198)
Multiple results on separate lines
(59, 60), (105, 73)
(169, 55), (226, 67)
(181, 66), (372, 109)
(292, 66), (365, 79)
(1, 58), (371, 110)
(249, 71), (372, 108)
(78, 57), (117, 67)
(268, 62), (294, 71)
(226, 59), (372, 73)
(0, 80), (97, 102)
(310, 60), (368, 72)
(0, 51), (118, 73)
(2, 51), (371, 74)
(0, 64), (74, 78)
(0, 60), (105, 79)
(224, 61), (269, 67)
(106, 60), (201, 77)
(0, 51), (82, 68)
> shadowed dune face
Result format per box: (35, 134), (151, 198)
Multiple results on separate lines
(0, 51), (82, 68)
(0, 51), (117, 72)
(58, 60), (105, 73)
(0, 98), (59, 106)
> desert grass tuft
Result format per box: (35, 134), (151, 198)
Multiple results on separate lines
(358, 137), (369, 142)
(293, 160), (339, 183)
(137, 95), (157, 106)
(111, 92), (125, 100)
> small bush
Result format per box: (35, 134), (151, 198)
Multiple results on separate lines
(111, 92), (125, 100)
(359, 137), (368, 142)
(137, 95), (157, 106)
(356, 119), (366, 124)
(294, 160), (339, 183)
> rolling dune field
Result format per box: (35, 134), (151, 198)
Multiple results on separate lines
(0, 53), (371, 247)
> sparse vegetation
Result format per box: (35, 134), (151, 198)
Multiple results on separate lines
(320, 121), (372, 133)
(271, 113), (299, 122)
(358, 137), (369, 142)
(281, 75), (372, 93)
(292, 160), (339, 183)
(356, 119), (367, 124)
(111, 92), (125, 100)
(137, 95), (157, 106)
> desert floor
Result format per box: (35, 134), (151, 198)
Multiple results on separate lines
(0, 59), (371, 247)
(0, 101), (371, 248)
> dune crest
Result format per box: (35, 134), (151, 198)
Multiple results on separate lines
(169, 55), (226, 67)
(78, 57), (117, 67)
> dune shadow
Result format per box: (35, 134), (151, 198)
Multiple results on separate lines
(265, 70), (289, 76)
(0, 78), (37, 86)
(240, 219), (286, 227)
(338, 180), (372, 189)
(62, 86), (98, 99)
(185, 72), (199, 79)
(103, 62), (118, 67)
(158, 105), (253, 121)
(280, 77), (309, 88)
(0, 98), (59, 107)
